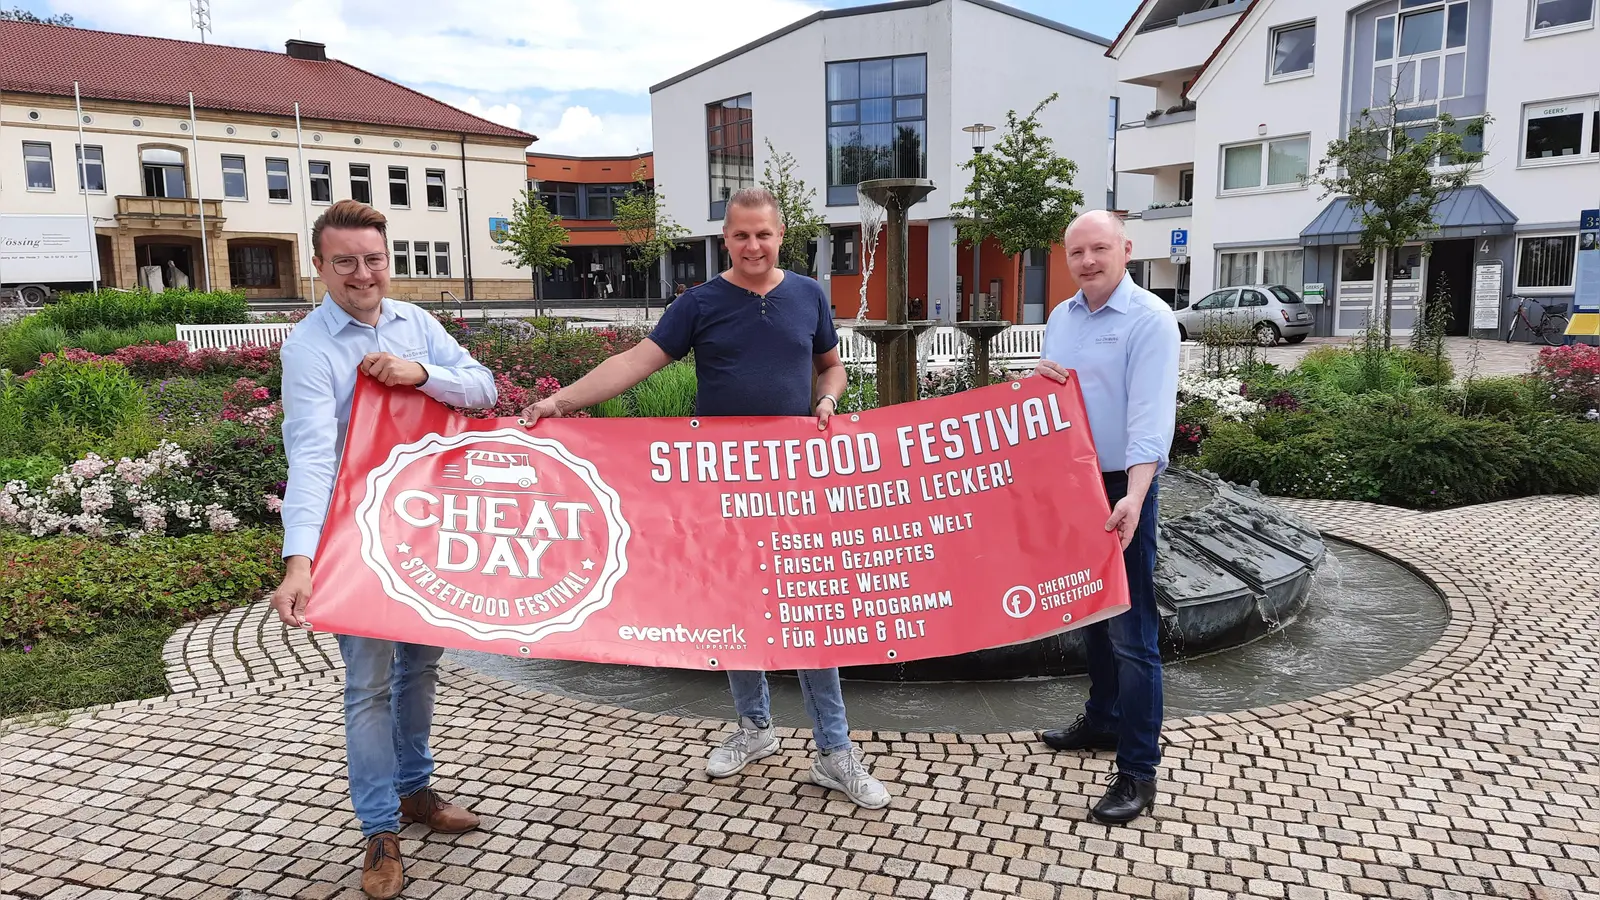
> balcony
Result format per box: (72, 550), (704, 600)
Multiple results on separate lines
(1124, 213), (1190, 262)
(1116, 112), (1196, 175)
(1117, 2), (1242, 86)
(115, 196), (227, 233)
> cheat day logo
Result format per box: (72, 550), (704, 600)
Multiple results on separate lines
(355, 429), (631, 644)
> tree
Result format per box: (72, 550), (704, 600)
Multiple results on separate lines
(0, 7), (74, 24)
(613, 165), (689, 296)
(1305, 95), (1489, 349)
(760, 139), (826, 273)
(497, 189), (572, 298)
(950, 93), (1083, 321)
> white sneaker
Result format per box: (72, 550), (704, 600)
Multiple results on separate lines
(810, 745), (891, 809)
(706, 716), (778, 778)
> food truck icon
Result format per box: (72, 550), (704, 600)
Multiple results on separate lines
(460, 449), (539, 488)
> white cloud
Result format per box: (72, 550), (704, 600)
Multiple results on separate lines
(533, 106), (654, 156)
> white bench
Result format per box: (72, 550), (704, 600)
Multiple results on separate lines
(176, 323), (295, 351)
(836, 324), (1048, 370)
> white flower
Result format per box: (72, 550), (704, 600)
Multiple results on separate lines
(204, 504), (240, 532)
(1178, 373), (1262, 421)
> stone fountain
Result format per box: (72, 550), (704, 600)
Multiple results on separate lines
(849, 178), (939, 406)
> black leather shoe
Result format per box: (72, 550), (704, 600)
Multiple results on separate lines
(1090, 772), (1156, 825)
(1039, 715), (1118, 752)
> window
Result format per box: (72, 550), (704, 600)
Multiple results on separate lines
(309, 161), (332, 204)
(584, 184), (632, 220)
(1192, 289), (1239, 311)
(221, 155), (247, 200)
(831, 226), (858, 275)
(1179, 169), (1195, 202)
(350, 164), (372, 204)
(389, 167), (409, 207)
(1219, 247), (1303, 286)
(75, 145), (104, 192)
(1375, 2), (1469, 109)
(392, 240), (410, 276)
(434, 242), (450, 277)
(1269, 21), (1316, 78)
(539, 182), (579, 218)
(142, 147), (187, 198)
(707, 93), (753, 218)
(23, 142), (53, 190)
(1522, 96), (1598, 164)
(1269, 285), (1305, 305)
(1239, 288), (1270, 307)
(1516, 235), (1577, 289)
(426, 169), (446, 209)
(412, 241), (430, 277)
(1221, 136), (1309, 193)
(1530, 0), (1595, 34)
(266, 158), (291, 201)
(826, 54), (927, 205)
(1219, 252), (1258, 287)
(228, 245), (277, 287)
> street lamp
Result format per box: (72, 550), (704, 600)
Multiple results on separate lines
(961, 122), (994, 320)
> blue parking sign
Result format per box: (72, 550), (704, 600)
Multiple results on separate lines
(1170, 229), (1188, 247)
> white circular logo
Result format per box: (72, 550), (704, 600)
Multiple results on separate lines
(1001, 585), (1036, 619)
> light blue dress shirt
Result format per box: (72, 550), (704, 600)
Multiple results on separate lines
(278, 297), (496, 560)
(1040, 273), (1180, 474)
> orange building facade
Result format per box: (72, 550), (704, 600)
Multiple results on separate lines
(526, 151), (669, 302)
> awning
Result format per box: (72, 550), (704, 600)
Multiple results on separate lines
(1299, 185), (1518, 247)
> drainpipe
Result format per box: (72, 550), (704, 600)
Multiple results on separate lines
(459, 136), (474, 302)
(74, 83), (100, 293)
(188, 92), (210, 291)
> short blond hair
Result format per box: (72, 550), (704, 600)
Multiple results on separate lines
(312, 199), (388, 258)
(727, 187), (780, 216)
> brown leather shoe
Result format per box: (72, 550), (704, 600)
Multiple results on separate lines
(360, 832), (404, 899)
(399, 788), (480, 833)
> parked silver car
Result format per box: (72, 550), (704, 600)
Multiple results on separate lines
(1174, 284), (1313, 346)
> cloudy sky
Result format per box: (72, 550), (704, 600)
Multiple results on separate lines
(13, 0), (1141, 154)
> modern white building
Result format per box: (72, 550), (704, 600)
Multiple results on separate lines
(0, 20), (536, 304)
(649, 0), (1153, 324)
(1109, 0), (1599, 339)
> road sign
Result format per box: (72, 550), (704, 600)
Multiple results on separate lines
(1170, 247), (1188, 265)
(1170, 229), (1188, 247)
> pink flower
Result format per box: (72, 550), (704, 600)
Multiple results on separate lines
(252, 387), (270, 401)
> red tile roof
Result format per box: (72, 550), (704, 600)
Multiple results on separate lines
(0, 20), (535, 143)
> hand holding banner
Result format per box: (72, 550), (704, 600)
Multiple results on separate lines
(303, 373), (1130, 670)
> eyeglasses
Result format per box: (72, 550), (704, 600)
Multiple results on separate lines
(329, 253), (391, 275)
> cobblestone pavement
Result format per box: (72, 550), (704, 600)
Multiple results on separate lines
(3, 496), (1597, 900)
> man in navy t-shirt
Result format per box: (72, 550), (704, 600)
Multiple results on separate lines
(523, 188), (890, 809)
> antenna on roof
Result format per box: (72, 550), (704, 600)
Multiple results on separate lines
(189, 0), (212, 43)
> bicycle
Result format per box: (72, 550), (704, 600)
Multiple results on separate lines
(1504, 296), (1570, 346)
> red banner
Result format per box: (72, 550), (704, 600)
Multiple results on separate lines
(303, 373), (1130, 670)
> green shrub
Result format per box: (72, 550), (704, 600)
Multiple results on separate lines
(631, 361), (698, 418)
(146, 374), (233, 429)
(588, 396), (632, 418)
(69, 323), (178, 355)
(36, 288), (249, 332)
(1506, 416), (1600, 497)
(1295, 346), (1417, 396)
(1460, 376), (1541, 418)
(838, 365), (878, 413)
(0, 455), (64, 488)
(19, 356), (147, 441)
(0, 319), (68, 373)
(1337, 398), (1522, 508)
(0, 528), (284, 644)
(1394, 349), (1454, 386)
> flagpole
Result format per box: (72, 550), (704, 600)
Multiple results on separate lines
(294, 102), (318, 306)
(188, 92), (210, 291)
(74, 82), (100, 293)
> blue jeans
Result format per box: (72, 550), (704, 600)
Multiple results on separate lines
(1082, 473), (1163, 781)
(727, 669), (851, 753)
(336, 634), (444, 838)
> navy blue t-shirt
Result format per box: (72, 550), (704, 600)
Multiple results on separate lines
(647, 270), (839, 417)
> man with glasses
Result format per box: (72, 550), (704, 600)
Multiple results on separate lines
(271, 199), (496, 898)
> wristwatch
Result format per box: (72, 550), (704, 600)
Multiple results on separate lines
(816, 393), (838, 411)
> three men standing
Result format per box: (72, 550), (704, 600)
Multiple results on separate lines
(1034, 210), (1181, 825)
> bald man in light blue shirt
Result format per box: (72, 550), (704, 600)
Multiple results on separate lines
(1033, 210), (1179, 826)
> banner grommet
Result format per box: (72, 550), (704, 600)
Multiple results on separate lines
(707, 658), (718, 667)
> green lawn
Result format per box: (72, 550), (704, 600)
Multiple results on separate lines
(0, 620), (176, 720)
